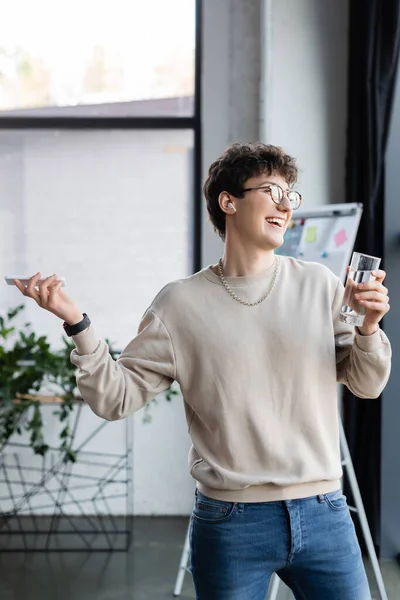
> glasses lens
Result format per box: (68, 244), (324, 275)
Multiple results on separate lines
(288, 191), (301, 209)
(269, 185), (282, 204)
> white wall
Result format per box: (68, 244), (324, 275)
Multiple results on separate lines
(201, 0), (349, 270)
(201, 0), (262, 267)
(0, 129), (195, 515)
(261, 0), (349, 207)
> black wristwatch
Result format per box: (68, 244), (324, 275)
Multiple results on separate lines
(63, 313), (91, 337)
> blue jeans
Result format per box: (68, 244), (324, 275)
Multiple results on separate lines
(189, 489), (371, 600)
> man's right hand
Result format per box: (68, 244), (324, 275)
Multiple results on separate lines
(14, 273), (83, 325)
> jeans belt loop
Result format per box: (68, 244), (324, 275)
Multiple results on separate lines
(317, 494), (325, 503)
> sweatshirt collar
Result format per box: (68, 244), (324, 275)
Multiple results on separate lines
(201, 256), (279, 287)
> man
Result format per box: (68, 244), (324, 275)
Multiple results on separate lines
(15, 143), (391, 599)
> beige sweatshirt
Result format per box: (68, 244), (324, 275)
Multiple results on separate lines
(70, 256), (391, 502)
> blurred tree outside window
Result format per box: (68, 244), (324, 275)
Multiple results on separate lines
(0, 0), (195, 114)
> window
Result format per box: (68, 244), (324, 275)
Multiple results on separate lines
(0, 0), (195, 117)
(1, 128), (194, 343)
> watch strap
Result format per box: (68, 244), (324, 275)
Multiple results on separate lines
(63, 313), (91, 337)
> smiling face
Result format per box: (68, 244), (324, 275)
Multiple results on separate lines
(221, 172), (294, 251)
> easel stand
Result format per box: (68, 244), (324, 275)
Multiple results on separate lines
(172, 416), (388, 599)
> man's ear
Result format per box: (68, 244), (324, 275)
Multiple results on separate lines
(219, 191), (236, 214)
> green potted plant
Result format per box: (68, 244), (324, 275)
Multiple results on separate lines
(0, 304), (179, 462)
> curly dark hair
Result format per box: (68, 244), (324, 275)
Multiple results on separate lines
(203, 142), (299, 240)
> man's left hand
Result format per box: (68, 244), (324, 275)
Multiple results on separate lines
(353, 269), (390, 335)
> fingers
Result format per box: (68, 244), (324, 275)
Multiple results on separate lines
(13, 279), (27, 294)
(355, 290), (389, 304)
(357, 279), (388, 295)
(47, 280), (64, 311)
(347, 266), (386, 284)
(16, 273), (60, 308)
(372, 269), (386, 283)
(358, 299), (390, 313)
(37, 275), (60, 307)
(356, 285), (390, 315)
(48, 280), (63, 291)
(21, 272), (42, 304)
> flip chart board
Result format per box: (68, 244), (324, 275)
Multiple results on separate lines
(275, 203), (363, 282)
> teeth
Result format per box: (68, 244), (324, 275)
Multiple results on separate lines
(266, 218), (285, 226)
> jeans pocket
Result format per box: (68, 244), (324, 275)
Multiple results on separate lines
(193, 493), (237, 524)
(324, 489), (348, 511)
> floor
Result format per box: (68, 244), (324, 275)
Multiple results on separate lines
(0, 517), (399, 600)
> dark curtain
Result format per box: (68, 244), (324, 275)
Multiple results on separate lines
(344, 0), (400, 553)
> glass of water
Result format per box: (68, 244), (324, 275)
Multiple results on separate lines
(339, 252), (381, 326)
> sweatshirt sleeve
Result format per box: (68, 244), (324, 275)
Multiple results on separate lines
(332, 278), (392, 398)
(69, 309), (176, 420)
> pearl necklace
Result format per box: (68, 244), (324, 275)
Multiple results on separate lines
(217, 256), (280, 307)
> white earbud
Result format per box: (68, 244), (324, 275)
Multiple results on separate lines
(228, 203), (237, 212)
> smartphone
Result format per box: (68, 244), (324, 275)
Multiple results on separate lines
(5, 276), (66, 287)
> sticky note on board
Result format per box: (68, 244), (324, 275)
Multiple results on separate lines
(305, 226), (317, 243)
(334, 228), (347, 248)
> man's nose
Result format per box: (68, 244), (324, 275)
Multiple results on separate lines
(276, 198), (292, 212)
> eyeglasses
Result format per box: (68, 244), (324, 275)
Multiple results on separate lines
(241, 184), (302, 211)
